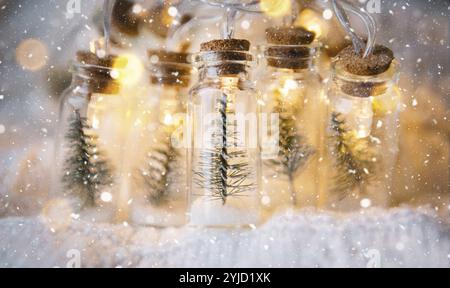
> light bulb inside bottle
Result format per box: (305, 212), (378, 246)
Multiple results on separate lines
(92, 115), (100, 130)
(280, 79), (299, 96)
(354, 98), (374, 139)
(334, 96), (374, 139)
(163, 113), (173, 125)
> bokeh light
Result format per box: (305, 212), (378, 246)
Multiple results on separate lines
(41, 198), (73, 232)
(15, 38), (48, 71)
(260, 0), (291, 18)
(112, 53), (144, 86)
(100, 191), (113, 203)
(296, 9), (328, 39)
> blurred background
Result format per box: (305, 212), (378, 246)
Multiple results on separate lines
(0, 0), (448, 216)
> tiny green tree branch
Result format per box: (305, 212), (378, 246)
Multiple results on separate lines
(62, 109), (114, 208)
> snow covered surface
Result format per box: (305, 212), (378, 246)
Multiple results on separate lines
(0, 208), (448, 268)
(1, 143), (449, 268)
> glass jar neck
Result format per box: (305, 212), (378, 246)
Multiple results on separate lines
(333, 60), (400, 98)
(267, 66), (315, 80)
(195, 50), (252, 84)
(70, 62), (122, 95)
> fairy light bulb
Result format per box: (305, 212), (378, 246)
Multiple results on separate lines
(333, 95), (374, 139)
(280, 79), (299, 95)
(354, 97), (374, 139)
(112, 54), (144, 87)
(279, 78), (301, 104)
(163, 113), (174, 126)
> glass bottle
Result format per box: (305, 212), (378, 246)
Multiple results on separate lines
(53, 51), (129, 221)
(325, 57), (401, 211)
(130, 50), (192, 227)
(259, 28), (327, 214)
(188, 39), (261, 227)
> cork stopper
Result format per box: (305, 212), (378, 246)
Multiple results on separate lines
(336, 45), (396, 97)
(148, 50), (192, 87)
(337, 44), (394, 76)
(76, 51), (127, 68)
(200, 39), (250, 52)
(265, 27), (315, 45)
(265, 46), (312, 69)
(265, 27), (315, 69)
(199, 39), (252, 77)
(75, 51), (127, 94)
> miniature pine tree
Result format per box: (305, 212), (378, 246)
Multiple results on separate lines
(194, 94), (254, 205)
(62, 110), (114, 207)
(141, 130), (178, 206)
(330, 112), (378, 197)
(267, 93), (315, 204)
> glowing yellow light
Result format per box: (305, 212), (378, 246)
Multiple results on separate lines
(372, 87), (401, 116)
(260, 0), (291, 18)
(354, 98), (374, 139)
(163, 113), (173, 125)
(283, 79), (299, 91)
(279, 78), (300, 102)
(296, 9), (326, 38)
(113, 54), (144, 86)
(15, 38), (48, 71)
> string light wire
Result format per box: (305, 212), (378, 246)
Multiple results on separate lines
(332, 0), (376, 58)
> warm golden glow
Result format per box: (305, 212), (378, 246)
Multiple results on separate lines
(162, 5), (176, 26)
(260, 0), (291, 18)
(112, 54), (144, 86)
(15, 38), (48, 71)
(354, 98), (374, 139)
(163, 113), (174, 125)
(296, 9), (326, 38)
(280, 79), (299, 96)
(372, 87), (401, 116)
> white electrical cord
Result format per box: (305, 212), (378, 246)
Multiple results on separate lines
(169, 0), (378, 53)
(197, 0), (263, 13)
(167, 0), (262, 47)
(332, 0), (376, 58)
(103, 0), (115, 55)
